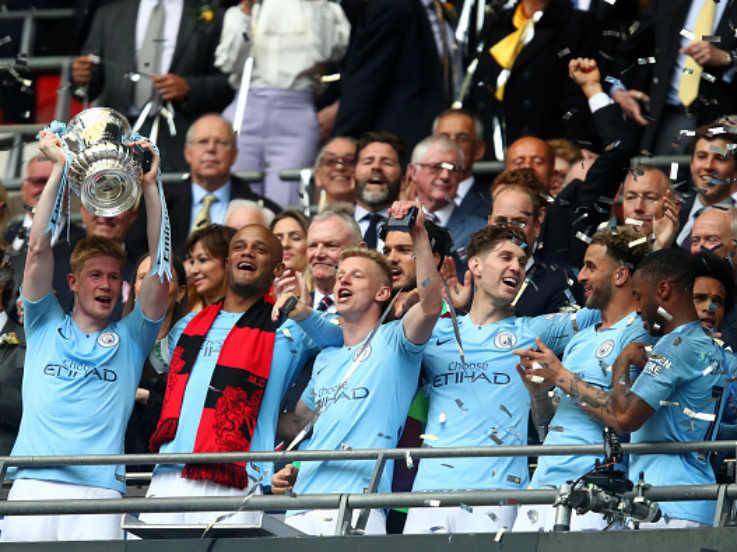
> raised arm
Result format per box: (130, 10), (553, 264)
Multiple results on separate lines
(23, 133), (66, 301)
(391, 201), (443, 345)
(134, 142), (169, 321)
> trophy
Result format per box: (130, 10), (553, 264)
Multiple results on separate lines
(63, 107), (146, 217)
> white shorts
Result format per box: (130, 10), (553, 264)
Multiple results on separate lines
(1, 478), (123, 542)
(513, 504), (612, 532)
(138, 470), (263, 526)
(404, 505), (517, 534)
(634, 517), (704, 530)
(285, 508), (386, 535)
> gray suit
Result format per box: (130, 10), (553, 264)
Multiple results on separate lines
(79, 0), (234, 171)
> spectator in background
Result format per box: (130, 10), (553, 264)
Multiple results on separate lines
(270, 210), (310, 275)
(305, 207), (363, 313)
(0, 265), (25, 456)
(224, 199), (276, 229)
(432, 108), (491, 220)
(313, 137), (358, 208)
(473, 0), (597, 146)
(505, 136), (555, 193)
(126, 114), (281, 263)
(489, 169), (583, 316)
(215, 0), (350, 208)
(620, 166), (672, 238)
(676, 122), (737, 247)
(332, 0), (457, 155)
(184, 224), (236, 313)
(70, 0), (233, 172)
(407, 135), (486, 264)
(618, 3), (737, 154)
(688, 206), (737, 349)
(352, 132), (404, 251)
(547, 138), (582, 196)
(123, 255), (188, 465)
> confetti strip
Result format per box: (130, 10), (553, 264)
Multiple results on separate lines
(656, 306), (673, 321)
(625, 217), (644, 226)
(683, 407), (716, 422)
(420, 433), (440, 442)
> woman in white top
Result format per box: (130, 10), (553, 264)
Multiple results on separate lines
(215, 0), (350, 209)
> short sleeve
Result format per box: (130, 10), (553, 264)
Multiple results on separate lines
(21, 293), (63, 336)
(118, 300), (163, 358)
(531, 308), (601, 355)
(630, 338), (682, 410)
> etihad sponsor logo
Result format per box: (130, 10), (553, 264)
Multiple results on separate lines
(432, 371), (511, 388)
(43, 359), (118, 382)
(315, 385), (370, 408)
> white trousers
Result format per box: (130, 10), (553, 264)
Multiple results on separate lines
(513, 503), (610, 532)
(1, 478), (122, 542)
(138, 470), (263, 526)
(404, 505), (517, 534)
(286, 508), (386, 535)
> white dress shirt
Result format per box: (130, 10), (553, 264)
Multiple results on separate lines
(190, 181), (232, 229)
(135, 0), (184, 75)
(425, 201), (455, 227)
(312, 288), (337, 314)
(354, 204), (388, 251)
(214, 1), (350, 91)
(455, 176), (474, 206)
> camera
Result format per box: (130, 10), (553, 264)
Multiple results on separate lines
(385, 206), (418, 233)
(553, 428), (661, 530)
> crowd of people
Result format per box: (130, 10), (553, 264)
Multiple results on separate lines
(0, 0), (736, 543)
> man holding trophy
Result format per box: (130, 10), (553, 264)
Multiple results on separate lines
(1, 110), (171, 542)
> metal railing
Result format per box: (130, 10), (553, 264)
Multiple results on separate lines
(1, 440), (735, 531)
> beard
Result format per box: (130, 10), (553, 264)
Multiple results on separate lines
(585, 284), (612, 311)
(228, 270), (272, 299)
(357, 178), (400, 207)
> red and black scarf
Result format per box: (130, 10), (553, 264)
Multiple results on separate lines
(149, 298), (278, 489)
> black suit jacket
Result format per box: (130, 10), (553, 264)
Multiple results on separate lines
(624, 1), (737, 152)
(538, 102), (641, 267)
(0, 317), (25, 455)
(473, 0), (599, 145)
(79, 0), (234, 171)
(332, 0), (449, 155)
(514, 255), (584, 318)
(126, 174), (282, 262)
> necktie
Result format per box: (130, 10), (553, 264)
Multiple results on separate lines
(317, 295), (333, 312)
(363, 213), (383, 250)
(678, 0), (717, 107)
(135, 0), (166, 109)
(191, 194), (217, 232)
(489, 4), (538, 101)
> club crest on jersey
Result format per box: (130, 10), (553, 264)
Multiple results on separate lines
(354, 344), (372, 363)
(97, 331), (120, 348)
(494, 331), (517, 349)
(595, 339), (615, 359)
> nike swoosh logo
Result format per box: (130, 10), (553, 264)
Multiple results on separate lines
(57, 327), (68, 340)
(436, 338), (453, 346)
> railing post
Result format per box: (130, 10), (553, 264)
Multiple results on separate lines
(19, 14), (34, 56)
(335, 493), (352, 536)
(55, 59), (72, 122)
(5, 134), (24, 181)
(352, 452), (387, 534)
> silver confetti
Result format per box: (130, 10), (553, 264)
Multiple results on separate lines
(628, 237), (648, 248)
(680, 29), (695, 41)
(624, 217), (644, 226)
(669, 162), (679, 181)
(637, 57), (656, 65)
(438, 411), (447, 424)
(659, 400), (679, 407)
(657, 306), (673, 321)
(549, 425), (564, 432)
(576, 231), (592, 244)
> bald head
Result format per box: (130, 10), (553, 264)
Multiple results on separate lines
(184, 114), (238, 191)
(621, 167), (670, 236)
(506, 136), (554, 190)
(690, 207), (737, 260)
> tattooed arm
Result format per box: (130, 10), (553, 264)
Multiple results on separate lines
(515, 339), (654, 434)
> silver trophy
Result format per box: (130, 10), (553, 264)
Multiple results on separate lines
(63, 107), (144, 217)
